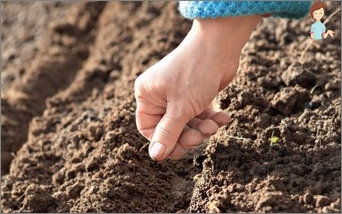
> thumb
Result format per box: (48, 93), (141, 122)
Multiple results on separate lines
(149, 104), (189, 161)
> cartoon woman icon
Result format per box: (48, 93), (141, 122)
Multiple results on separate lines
(310, 1), (334, 40)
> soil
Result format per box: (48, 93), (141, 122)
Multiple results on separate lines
(1, 1), (341, 213)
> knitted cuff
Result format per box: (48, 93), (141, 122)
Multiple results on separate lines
(178, 1), (312, 19)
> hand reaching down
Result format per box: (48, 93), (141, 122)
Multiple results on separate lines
(134, 15), (261, 161)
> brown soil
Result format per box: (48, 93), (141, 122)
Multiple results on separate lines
(1, 2), (341, 213)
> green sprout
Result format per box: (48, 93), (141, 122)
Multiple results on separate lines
(269, 131), (280, 146)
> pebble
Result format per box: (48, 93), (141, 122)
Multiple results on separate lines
(315, 195), (330, 207)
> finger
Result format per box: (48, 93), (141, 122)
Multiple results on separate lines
(198, 119), (220, 136)
(188, 118), (219, 136)
(197, 109), (217, 120)
(178, 126), (204, 149)
(135, 112), (162, 140)
(195, 103), (216, 119)
(168, 143), (186, 160)
(210, 111), (231, 127)
(135, 95), (166, 140)
(187, 117), (202, 128)
(197, 110), (231, 127)
(149, 104), (189, 161)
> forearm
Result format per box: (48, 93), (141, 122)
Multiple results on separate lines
(188, 15), (261, 58)
(175, 14), (261, 91)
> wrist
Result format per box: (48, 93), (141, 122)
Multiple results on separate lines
(173, 15), (260, 90)
(189, 15), (261, 54)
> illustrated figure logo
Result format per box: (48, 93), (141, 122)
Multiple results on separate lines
(310, 0), (334, 40)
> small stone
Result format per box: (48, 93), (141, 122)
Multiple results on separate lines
(88, 186), (99, 194)
(66, 182), (85, 199)
(85, 123), (104, 141)
(289, 124), (304, 132)
(271, 87), (310, 115)
(315, 195), (330, 207)
(281, 63), (317, 88)
(52, 170), (65, 186)
(303, 192), (314, 204)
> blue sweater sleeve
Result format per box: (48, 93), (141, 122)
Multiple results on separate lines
(178, 1), (312, 19)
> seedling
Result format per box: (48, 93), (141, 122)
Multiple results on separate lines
(269, 131), (280, 146)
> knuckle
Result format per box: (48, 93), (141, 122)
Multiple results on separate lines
(158, 125), (178, 143)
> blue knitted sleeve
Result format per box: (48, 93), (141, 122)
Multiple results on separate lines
(178, 1), (312, 19)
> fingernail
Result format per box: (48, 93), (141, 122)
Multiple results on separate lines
(149, 142), (166, 160)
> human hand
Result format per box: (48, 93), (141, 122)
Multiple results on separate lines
(135, 15), (261, 161)
(327, 30), (334, 37)
(134, 49), (233, 161)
